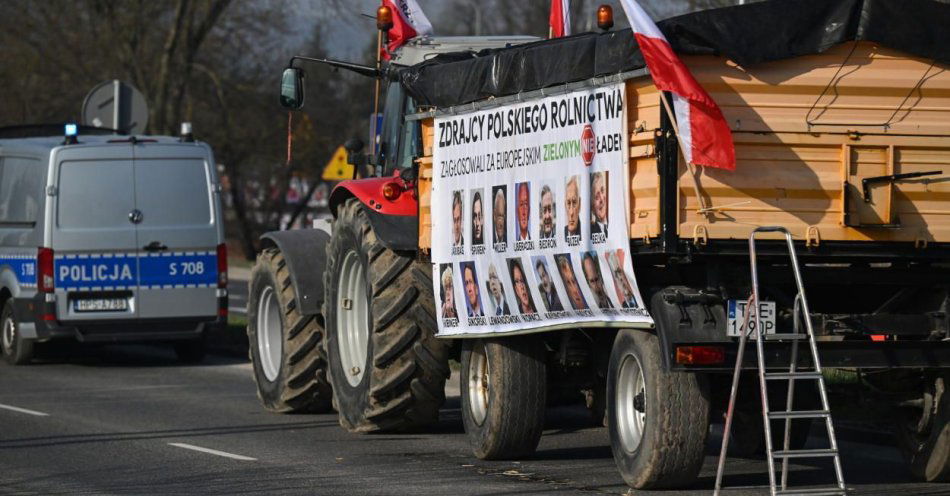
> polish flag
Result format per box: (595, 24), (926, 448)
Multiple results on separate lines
(383, 0), (433, 60)
(549, 0), (571, 38)
(618, 0), (735, 170)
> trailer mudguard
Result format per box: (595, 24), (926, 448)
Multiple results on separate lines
(328, 177), (419, 252)
(259, 229), (330, 316)
(650, 286), (728, 371)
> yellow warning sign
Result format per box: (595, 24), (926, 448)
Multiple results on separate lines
(322, 146), (353, 180)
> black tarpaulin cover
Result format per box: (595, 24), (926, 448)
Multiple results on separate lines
(399, 0), (950, 108)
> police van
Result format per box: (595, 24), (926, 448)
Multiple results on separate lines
(0, 125), (227, 364)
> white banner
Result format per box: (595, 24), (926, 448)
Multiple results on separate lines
(431, 82), (653, 336)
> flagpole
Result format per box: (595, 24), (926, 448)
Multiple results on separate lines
(658, 94), (712, 217)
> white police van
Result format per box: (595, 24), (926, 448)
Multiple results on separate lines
(0, 124), (226, 364)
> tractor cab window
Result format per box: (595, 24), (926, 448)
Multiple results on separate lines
(397, 97), (420, 171)
(379, 82), (405, 175)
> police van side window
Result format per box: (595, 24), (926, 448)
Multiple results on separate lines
(0, 157), (43, 226)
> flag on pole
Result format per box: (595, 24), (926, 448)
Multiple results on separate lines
(382, 0), (433, 60)
(549, 0), (571, 38)
(618, 0), (735, 170)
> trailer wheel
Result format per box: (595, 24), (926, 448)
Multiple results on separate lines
(897, 373), (950, 482)
(608, 329), (709, 489)
(324, 199), (449, 432)
(461, 336), (546, 459)
(247, 247), (333, 413)
(1, 300), (33, 365)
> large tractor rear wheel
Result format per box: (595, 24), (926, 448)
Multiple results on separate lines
(247, 247), (333, 413)
(607, 329), (709, 489)
(324, 199), (450, 432)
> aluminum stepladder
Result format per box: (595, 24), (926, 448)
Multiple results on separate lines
(714, 226), (846, 496)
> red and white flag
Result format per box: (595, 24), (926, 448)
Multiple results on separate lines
(618, 0), (735, 170)
(382, 0), (433, 59)
(549, 0), (571, 38)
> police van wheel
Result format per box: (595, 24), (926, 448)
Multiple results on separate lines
(1, 300), (33, 365)
(324, 199), (449, 432)
(173, 338), (207, 364)
(460, 336), (546, 459)
(247, 247), (333, 413)
(607, 329), (709, 489)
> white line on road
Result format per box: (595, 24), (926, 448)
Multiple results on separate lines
(168, 442), (256, 461)
(0, 403), (49, 417)
(229, 306), (247, 314)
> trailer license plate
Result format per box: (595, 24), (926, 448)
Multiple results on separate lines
(726, 299), (776, 337)
(74, 298), (128, 312)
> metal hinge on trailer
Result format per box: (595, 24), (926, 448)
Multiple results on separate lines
(714, 226), (847, 496)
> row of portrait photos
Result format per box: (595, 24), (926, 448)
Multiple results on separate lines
(449, 171), (611, 257)
(438, 249), (648, 329)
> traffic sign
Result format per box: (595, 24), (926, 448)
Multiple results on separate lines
(322, 145), (353, 180)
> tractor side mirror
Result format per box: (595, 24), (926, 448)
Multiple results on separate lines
(279, 67), (305, 110)
(345, 137), (368, 169)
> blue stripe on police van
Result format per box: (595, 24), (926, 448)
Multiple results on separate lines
(0, 254), (38, 288)
(55, 251), (218, 291)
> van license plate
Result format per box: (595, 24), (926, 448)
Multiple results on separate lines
(75, 298), (128, 312)
(726, 299), (776, 338)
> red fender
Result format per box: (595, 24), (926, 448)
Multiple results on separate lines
(328, 173), (418, 217)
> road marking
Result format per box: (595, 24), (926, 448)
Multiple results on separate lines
(0, 403), (49, 417)
(168, 442), (256, 461)
(229, 306), (247, 314)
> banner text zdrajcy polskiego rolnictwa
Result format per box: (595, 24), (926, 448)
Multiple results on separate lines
(431, 82), (653, 336)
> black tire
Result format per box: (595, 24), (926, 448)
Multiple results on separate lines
(607, 329), (709, 489)
(173, 338), (207, 364)
(896, 373), (950, 482)
(323, 199), (450, 432)
(461, 336), (547, 459)
(1, 299), (33, 365)
(247, 247), (333, 413)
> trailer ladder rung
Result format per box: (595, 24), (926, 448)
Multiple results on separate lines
(775, 488), (847, 496)
(765, 372), (823, 380)
(768, 410), (830, 420)
(764, 333), (808, 341)
(772, 448), (838, 459)
(714, 226), (846, 496)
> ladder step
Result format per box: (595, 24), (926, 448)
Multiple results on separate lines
(769, 410), (830, 420)
(765, 372), (823, 380)
(775, 487), (847, 496)
(772, 448), (838, 459)
(764, 333), (808, 341)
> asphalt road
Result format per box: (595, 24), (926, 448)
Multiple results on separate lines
(1, 341), (949, 496)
